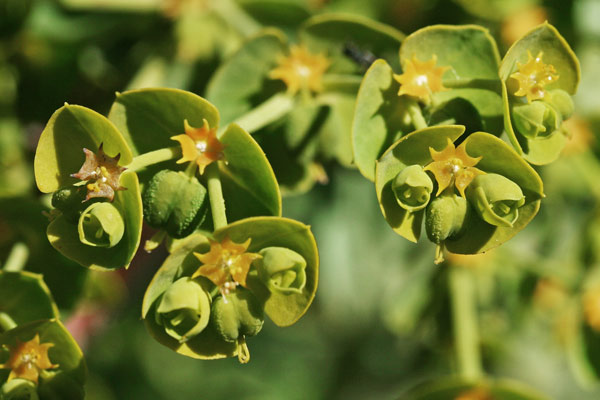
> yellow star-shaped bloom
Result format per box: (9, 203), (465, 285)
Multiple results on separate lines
(269, 44), (330, 95)
(424, 138), (485, 197)
(394, 54), (450, 104)
(510, 51), (559, 103)
(0, 334), (59, 384)
(584, 289), (600, 333)
(171, 119), (225, 175)
(192, 237), (261, 296)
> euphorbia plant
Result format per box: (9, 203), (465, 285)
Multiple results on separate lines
(32, 87), (318, 364)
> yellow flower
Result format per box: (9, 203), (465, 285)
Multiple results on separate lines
(269, 44), (330, 95)
(424, 138), (485, 197)
(192, 237), (261, 296)
(510, 51), (559, 103)
(71, 144), (126, 202)
(0, 334), (59, 384)
(394, 54), (450, 104)
(171, 119), (225, 174)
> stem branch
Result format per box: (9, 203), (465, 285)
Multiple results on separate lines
(407, 99), (428, 130)
(206, 163), (228, 230)
(128, 146), (181, 172)
(229, 93), (295, 135)
(449, 265), (483, 381)
(0, 312), (17, 333)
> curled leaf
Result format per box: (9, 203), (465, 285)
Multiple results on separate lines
(466, 173), (525, 228)
(391, 165), (433, 212)
(77, 202), (125, 248)
(254, 247), (307, 294)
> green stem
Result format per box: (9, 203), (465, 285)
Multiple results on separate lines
(212, 0), (261, 37)
(0, 312), (17, 333)
(407, 99), (428, 130)
(127, 146), (181, 172)
(3, 242), (28, 272)
(449, 265), (483, 381)
(229, 93), (295, 135)
(206, 162), (227, 230)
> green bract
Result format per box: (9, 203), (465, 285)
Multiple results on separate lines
(206, 15), (403, 193)
(254, 246), (307, 294)
(499, 22), (580, 165)
(143, 170), (208, 238)
(376, 125), (544, 254)
(466, 173), (525, 228)
(77, 202), (125, 248)
(0, 319), (86, 400)
(33, 105), (142, 270)
(142, 216), (318, 360)
(391, 164), (433, 212)
(155, 277), (211, 343)
(109, 88), (281, 221)
(352, 25), (503, 181)
(1, 378), (39, 400)
(211, 289), (264, 343)
(0, 271), (59, 328)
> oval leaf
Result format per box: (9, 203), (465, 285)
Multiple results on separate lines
(34, 104), (133, 193)
(299, 13), (404, 73)
(352, 59), (412, 181)
(0, 271), (59, 326)
(108, 88), (220, 156)
(219, 123), (282, 220)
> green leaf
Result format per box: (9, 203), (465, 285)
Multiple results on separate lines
(205, 29), (288, 126)
(219, 123), (282, 221)
(108, 88), (220, 156)
(400, 25), (504, 135)
(34, 105), (133, 194)
(46, 172), (143, 270)
(214, 217), (318, 327)
(142, 234), (238, 360)
(444, 132), (543, 254)
(0, 271), (59, 327)
(0, 319), (86, 400)
(299, 13), (404, 73)
(499, 23), (580, 164)
(375, 125), (465, 242)
(403, 376), (549, 400)
(238, 0), (311, 35)
(352, 59), (412, 181)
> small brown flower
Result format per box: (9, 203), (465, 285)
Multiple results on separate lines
(71, 144), (126, 201)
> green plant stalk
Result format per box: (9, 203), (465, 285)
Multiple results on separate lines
(2, 242), (28, 272)
(449, 265), (483, 381)
(206, 162), (228, 230)
(0, 312), (17, 333)
(407, 99), (428, 130)
(229, 93), (295, 135)
(444, 78), (502, 92)
(128, 146), (181, 172)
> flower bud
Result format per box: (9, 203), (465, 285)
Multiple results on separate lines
(211, 289), (264, 343)
(77, 202), (124, 247)
(546, 89), (574, 120)
(155, 277), (212, 343)
(391, 165), (434, 212)
(1, 379), (39, 400)
(254, 247), (307, 294)
(143, 170), (208, 238)
(425, 194), (469, 244)
(512, 101), (561, 140)
(466, 173), (525, 228)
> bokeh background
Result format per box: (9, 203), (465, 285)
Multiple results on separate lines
(2, 0), (600, 398)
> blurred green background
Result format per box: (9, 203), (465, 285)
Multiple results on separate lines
(3, 0), (600, 398)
